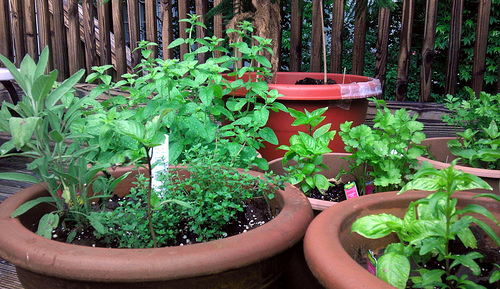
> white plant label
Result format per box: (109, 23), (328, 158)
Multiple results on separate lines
(151, 134), (169, 192)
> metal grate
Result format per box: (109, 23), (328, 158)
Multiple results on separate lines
(0, 259), (22, 289)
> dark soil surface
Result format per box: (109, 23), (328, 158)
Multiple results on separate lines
(308, 181), (348, 202)
(295, 77), (337, 85)
(356, 226), (500, 289)
(50, 196), (273, 248)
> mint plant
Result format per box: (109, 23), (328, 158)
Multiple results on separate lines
(352, 160), (500, 289)
(443, 88), (500, 170)
(277, 107), (336, 194)
(339, 98), (427, 195)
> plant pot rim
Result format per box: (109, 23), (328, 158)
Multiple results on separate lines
(418, 137), (500, 179)
(223, 72), (382, 101)
(0, 170), (313, 283)
(303, 190), (490, 289)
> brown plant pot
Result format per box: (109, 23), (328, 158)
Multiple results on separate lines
(223, 72), (382, 161)
(268, 153), (355, 212)
(303, 190), (500, 289)
(268, 153), (356, 289)
(418, 137), (500, 195)
(0, 167), (313, 289)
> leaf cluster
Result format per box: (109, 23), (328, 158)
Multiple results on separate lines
(339, 98), (428, 195)
(277, 107), (336, 194)
(0, 48), (126, 238)
(94, 145), (282, 248)
(443, 89), (500, 169)
(352, 161), (500, 288)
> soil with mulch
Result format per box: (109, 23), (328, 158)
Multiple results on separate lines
(356, 226), (500, 289)
(50, 196), (273, 248)
(295, 77), (337, 85)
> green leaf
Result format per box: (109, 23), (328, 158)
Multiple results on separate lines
(0, 172), (39, 183)
(10, 117), (40, 149)
(352, 214), (403, 239)
(377, 252), (410, 289)
(258, 127), (278, 145)
(10, 197), (55, 218)
(46, 69), (85, 108)
(87, 213), (107, 235)
(36, 212), (59, 239)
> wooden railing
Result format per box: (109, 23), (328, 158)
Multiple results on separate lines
(0, 0), (497, 102)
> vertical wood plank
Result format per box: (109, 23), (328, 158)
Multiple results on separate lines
(471, 0), (491, 95)
(161, 0), (173, 59)
(97, 0), (112, 69)
(82, 0), (96, 73)
(419, 0), (438, 102)
(330, 0), (344, 73)
(395, 0), (416, 101)
(10, 0), (26, 66)
(52, 0), (69, 80)
(67, 0), (83, 75)
(178, 0), (189, 59)
(213, 0), (223, 58)
(445, 0), (464, 96)
(127, 0), (141, 67)
(290, 0), (302, 71)
(352, 0), (367, 75)
(374, 7), (391, 97)
(0, 0), (14, 62)
(195, 0), (207, 63)
(145, 0), (158, 58)
(24, 0), (39, 60)
(310, 0), (323, 72)
(36, 0), (52, 72)
(112, 0), (126, 78)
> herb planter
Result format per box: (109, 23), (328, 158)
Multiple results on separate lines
(418, 137), (500, 194)
(0, 167), (313, 289)
(223, 72), (382, 161)
(268, 153), (355, 212)
(303, 190), (500, 289)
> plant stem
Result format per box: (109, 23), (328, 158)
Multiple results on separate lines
(145, 148), (158, 248)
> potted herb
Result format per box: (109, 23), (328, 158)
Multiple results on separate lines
(0, 15), (313, 288)
(304, 161), (500, 289)
(418, 88), (500, 194)
(268, 98), (428, 211)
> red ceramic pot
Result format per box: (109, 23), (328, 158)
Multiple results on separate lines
(223, 72), (382, 161)
(0, 168), (313, 289)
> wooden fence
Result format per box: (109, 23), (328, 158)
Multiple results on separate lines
(0, 0), (497, 102)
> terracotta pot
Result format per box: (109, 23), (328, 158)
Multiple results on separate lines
(303, 190), (500, 289)
(223, 72), (382, 161)
(0, 168), (313, 288)
(418, 137), (500, 195)
(268, 153), (355, 212)
(268, 153), (356, 289)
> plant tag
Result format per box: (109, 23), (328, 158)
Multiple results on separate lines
(151, 135), (169, 192)
(367, 250), (377, 275)
(344, 182), (359, 199)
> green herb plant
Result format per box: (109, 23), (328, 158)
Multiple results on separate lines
(339, 98), (427, 195)
(442, 88), (500, 170)
(94, 144), (283, 248)
(0, 48), (126, 240)
(352, 160), (500, 289)
(277, 107), (336, 194)
(87, 15), (285, 247)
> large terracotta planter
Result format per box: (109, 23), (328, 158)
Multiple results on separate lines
(223, 72), (383, 161)
(418, 137), (500, 194)
(303, 190), (500, 289)
(268, 152), (355, 212)
(0, 168), (313, 288)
